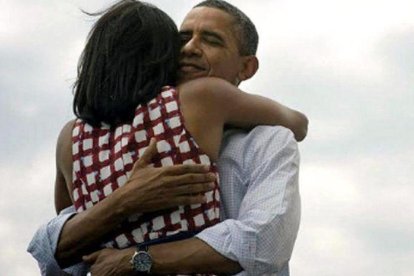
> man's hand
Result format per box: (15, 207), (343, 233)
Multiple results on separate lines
(83, 248), (135, 276)
(117, 138), (217, 216)
(56, 138), (216, 268)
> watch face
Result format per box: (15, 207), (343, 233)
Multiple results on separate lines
(133, 251), (152, 272)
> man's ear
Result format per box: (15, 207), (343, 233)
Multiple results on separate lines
(238, 56), (259, 82)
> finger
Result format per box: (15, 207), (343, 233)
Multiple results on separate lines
(165, 164), (211, 176)
(171, 194), (207, 206)
(164, 173), (216, 187)
(172, 182), (215, 195)
(82, 251), (101, 264)
(144, 194), (208, 211)
(133, 138), (158, 169)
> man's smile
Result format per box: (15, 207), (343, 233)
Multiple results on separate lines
(179, 61), (206, 73)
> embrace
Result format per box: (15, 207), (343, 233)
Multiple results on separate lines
(28, 0), (308, 275)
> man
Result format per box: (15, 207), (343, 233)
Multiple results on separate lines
(28, 1), (305, 275)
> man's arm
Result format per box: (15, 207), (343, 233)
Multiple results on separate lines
(150, 238), (242, 274)
(84, 238), (242, 275)
(27, 206), (89, 275)
(197, 126), (301, 274)
(86, 126), (300, 275)
(56, 162), (216, 267)
(28, 136), (216, 275)
(162, 126), (300, 274)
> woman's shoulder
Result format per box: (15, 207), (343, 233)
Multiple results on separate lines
(178, 76), (231, 90)
(56, 119), (76, 179)
(57, 119), (77, 147)
(177, 77), (235, 104)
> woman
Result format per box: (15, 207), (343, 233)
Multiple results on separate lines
(55, 0), (307, 265)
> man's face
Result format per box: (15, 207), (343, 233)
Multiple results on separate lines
(178, 7), (244, 85)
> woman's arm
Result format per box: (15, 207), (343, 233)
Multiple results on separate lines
(181, 77), (308, 141)
(54, 120), (75, 214)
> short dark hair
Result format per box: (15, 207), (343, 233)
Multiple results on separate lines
(194, 0), (258, 56)
(73, 0), (180, 127)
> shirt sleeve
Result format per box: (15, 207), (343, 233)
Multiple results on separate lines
(27, 205), (89, 276)
(197, 126), (301, 275)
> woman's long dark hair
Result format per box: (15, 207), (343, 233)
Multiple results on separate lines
(73, 0), (180, 127)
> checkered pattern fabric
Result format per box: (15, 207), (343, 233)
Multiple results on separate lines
(72, 86), (220, 249)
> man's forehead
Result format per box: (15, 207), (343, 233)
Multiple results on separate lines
(180, 7), (235, 33)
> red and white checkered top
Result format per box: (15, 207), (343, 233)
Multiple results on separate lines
(72, 86), (220, 249)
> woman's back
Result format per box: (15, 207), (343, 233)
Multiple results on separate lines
(72, 86), (220, 249)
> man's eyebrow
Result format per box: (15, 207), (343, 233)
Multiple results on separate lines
(179, 30), (191, 35)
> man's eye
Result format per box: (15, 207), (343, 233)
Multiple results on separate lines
(205, 37), (222, 46)
(180, 35), (191, 44)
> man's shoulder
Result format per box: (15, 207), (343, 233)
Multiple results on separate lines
(249, 125), (295, 140)
(225, 125), (296, 145)
(221, 126), (298, 160)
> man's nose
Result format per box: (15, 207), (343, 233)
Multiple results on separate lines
(181, 37), (202, 57)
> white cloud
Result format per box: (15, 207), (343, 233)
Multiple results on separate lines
(0, 149), (56, 275)
(295, 156), (414, 275)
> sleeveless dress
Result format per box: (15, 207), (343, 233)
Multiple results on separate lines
(71, 86), (220, 249)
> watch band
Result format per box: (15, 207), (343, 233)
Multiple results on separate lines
(137, 244), (149, 252)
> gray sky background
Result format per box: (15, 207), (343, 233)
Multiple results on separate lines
(1, 0), (413, 275)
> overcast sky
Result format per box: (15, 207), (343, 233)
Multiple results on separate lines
(1, 0), (413, 275)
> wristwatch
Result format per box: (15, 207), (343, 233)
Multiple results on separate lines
(130, 245), (153, 273)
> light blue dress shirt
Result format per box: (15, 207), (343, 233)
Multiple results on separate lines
(28, 126), (301, 275)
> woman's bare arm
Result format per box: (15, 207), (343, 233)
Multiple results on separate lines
(181, 77), (308, 142)
(54, 120), (75, 214)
